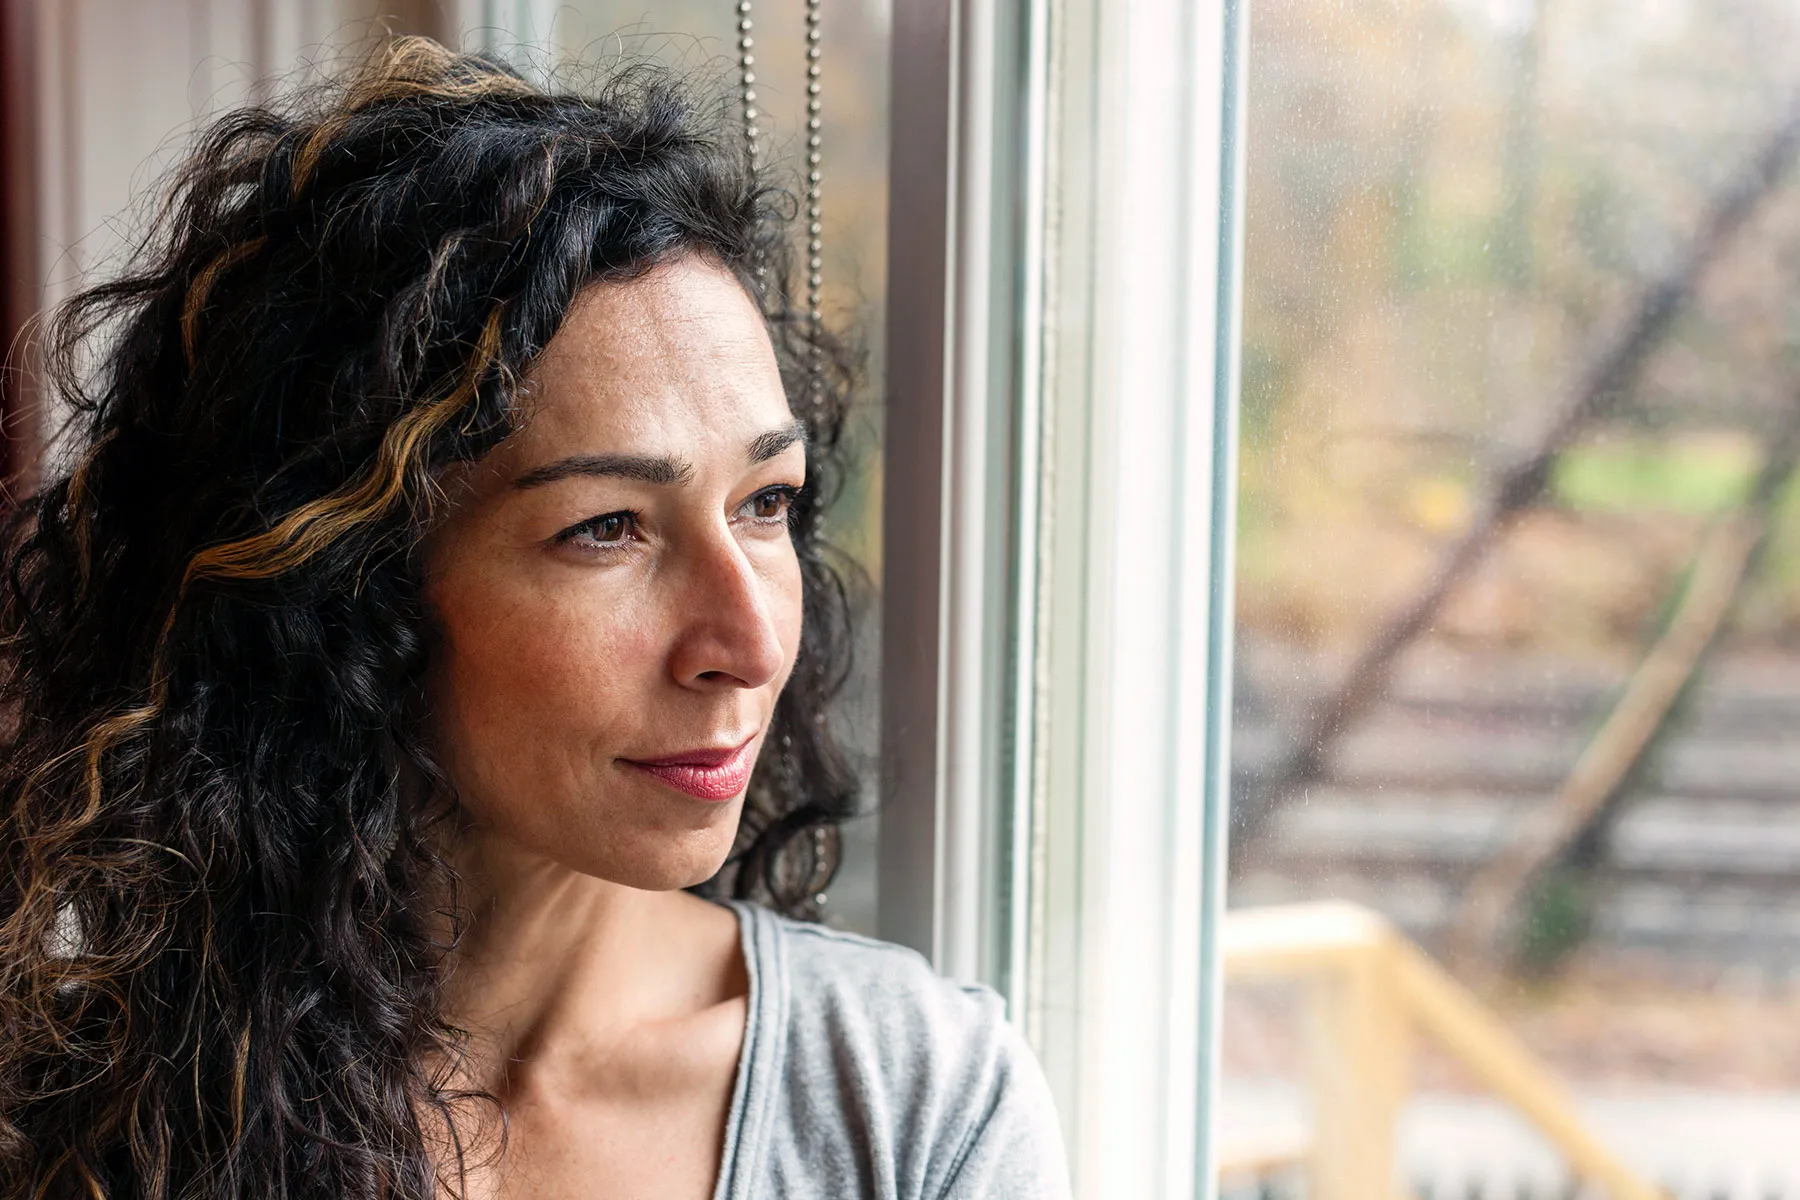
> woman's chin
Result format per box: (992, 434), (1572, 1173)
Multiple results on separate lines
(568, 826), (740, 893)
(603, 859), (734, 894)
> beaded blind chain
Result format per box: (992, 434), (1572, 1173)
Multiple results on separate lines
(802, 0), (824, 416)
(736, 0), (826, 418)
(737, 0), (831, 909)
(734, 2), (762, 201)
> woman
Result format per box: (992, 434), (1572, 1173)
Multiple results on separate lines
(0, 39), (1067, 1200)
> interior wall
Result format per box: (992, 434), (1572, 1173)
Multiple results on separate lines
(21, 0), (449, 464)
(1, 0), (41, 488)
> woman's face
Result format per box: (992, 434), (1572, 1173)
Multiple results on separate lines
(422, 255), (805, 890)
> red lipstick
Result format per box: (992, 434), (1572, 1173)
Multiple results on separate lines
(621, 738), (756, 801)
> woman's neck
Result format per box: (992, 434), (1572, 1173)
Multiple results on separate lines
(435, 826), (745, 1096)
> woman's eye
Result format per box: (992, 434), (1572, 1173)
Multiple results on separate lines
(564, 511), (637, 547)
(743, 486), (798, 524)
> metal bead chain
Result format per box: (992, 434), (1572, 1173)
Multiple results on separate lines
(735, 0), (768, 295)
(803, 0), (824, 416)
(734, 0), (824, 408)
(735, 0), (759, 171)
(811, 823), (831, 910)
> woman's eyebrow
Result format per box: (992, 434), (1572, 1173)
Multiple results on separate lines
(511, 421), (807, 489)
(747, 420), (809, 464)
(512, 452), (695, 489)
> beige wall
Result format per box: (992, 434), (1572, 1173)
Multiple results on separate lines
(27, 0), (446, 452)
(33, 0), (421, 301)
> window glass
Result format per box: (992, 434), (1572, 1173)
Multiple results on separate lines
(1228, 1), (1800, 1195)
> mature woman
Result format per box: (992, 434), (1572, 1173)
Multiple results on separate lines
(0, 40), (1066, 1199)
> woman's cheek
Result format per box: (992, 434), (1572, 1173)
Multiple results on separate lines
(482, 585), (655, 719)
(433, 567), (609, 734)
(768, 551), (806, 683)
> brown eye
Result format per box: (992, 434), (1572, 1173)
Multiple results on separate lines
(743, 486), (797, 524)
(565, 511), (636, 547)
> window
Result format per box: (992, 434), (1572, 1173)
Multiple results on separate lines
(1225, 2), (1800, 1197)
(879, 0), (1247, 1192)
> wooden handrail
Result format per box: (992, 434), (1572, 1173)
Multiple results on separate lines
(1222, 902), (1664, 1200)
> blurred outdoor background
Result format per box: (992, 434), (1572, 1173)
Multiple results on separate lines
(1225, 0), (1800, 1195)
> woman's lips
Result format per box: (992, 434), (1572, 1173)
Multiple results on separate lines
(620, 738), (756, 802)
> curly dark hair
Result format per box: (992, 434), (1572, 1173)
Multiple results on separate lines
(0, 38), (861, 1198)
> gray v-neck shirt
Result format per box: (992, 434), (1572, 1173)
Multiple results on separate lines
(711, 901), (1072, 1200)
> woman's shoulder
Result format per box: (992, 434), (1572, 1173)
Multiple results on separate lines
(769, 911), (1002, 1031)
(754, 907), (1017, 1078)
(731, 903), (1071, 1199)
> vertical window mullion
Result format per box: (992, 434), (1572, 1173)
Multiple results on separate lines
(1024, 0), (1245, 1193)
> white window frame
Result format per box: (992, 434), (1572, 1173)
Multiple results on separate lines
(878, 0), (1248, 1196)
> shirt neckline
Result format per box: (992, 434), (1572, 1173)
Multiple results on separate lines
(709, 900), (784, 1200)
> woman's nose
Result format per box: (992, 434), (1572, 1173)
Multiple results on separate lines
(666, 532), (790, 691)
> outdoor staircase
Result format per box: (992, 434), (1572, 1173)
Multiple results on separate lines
(1230, 637), (1800, 973)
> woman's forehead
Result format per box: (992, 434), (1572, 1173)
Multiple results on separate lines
(539, 256), (770, 379)
(505, 259), (791, 463)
